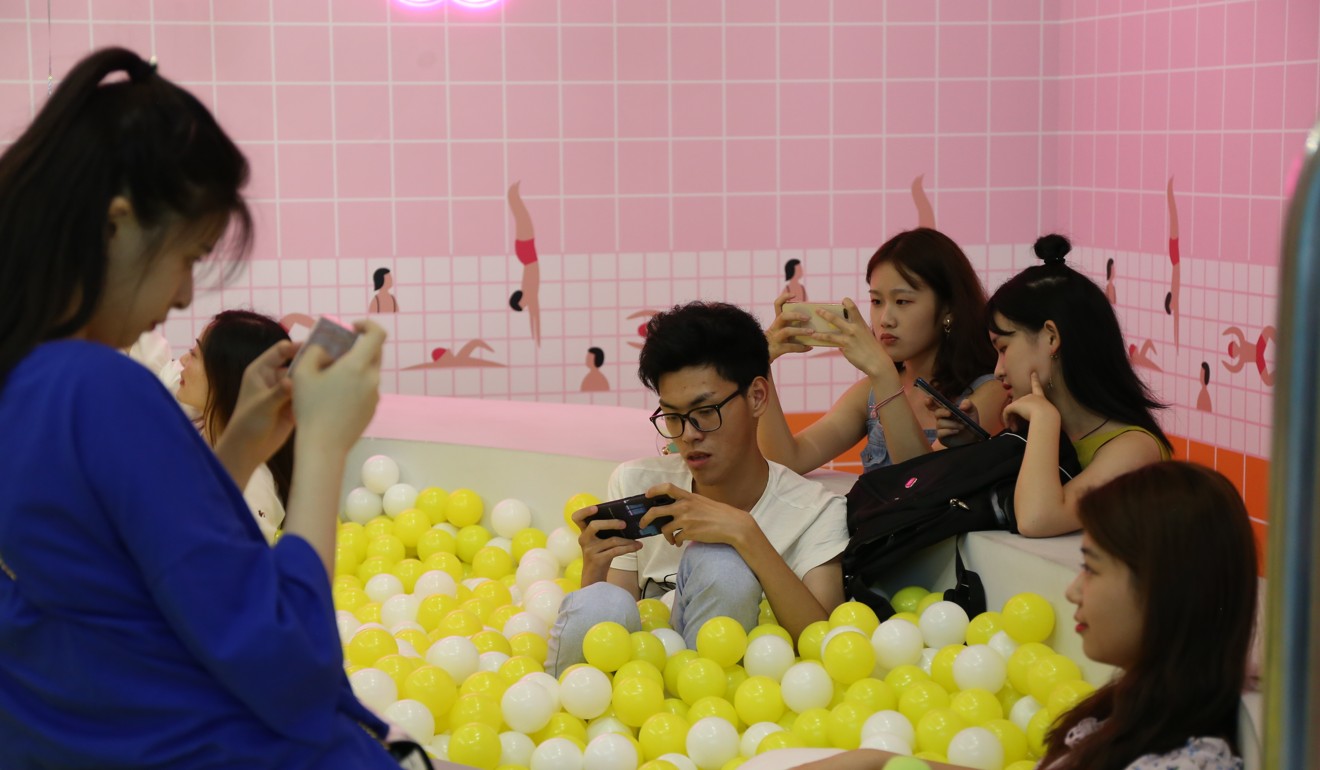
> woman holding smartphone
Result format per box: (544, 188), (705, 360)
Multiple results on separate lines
(759, 228), (1005, 474)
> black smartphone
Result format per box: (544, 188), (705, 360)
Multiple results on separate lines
(914, 377), (992, 441)
(584, 494), (677, 539)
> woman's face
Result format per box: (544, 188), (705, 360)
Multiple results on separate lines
(867, 261), (943, 364)
(176, 333), (209, 410)
(990, 313), (1056, 401)
(1065, 533), (1144, 669)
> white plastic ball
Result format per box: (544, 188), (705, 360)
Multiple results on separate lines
(587, 716), (633, 740)
(651, 628), (687, 658)
(780, 660), (833, 713)
(349, 667), (398, 713)
(584, 732), (641, 770)
(871, 618), (925, 670)
(531, 737), (585, 770)
(380, 594), (421, 628)
(425, 636), (480, 682)
(435, 522), (459, 537)
(504, 612), (550, 639)
(523, 580), (566, 606)
(521, 672), (562, 710)
(502, 678), (557, 733)
(686, 716), (740, 770)
(861, 710), (915, 747)
(344, 487), (383, 524)
(389, 620), (425, 635)
(739, 722), (784, 758)
(988, 630), (1019, 661)
(397, 639), (421, 659)
(526, 586), (565, 627)
(491, 498), (533, 538)
(364, 573), (405, 604)
(547, 526), (583, 567)
(1009, 695), (1043, 731)
(820, 624), (865, 653)
(479, 651), (511, 673)
(382, 483), (420, 518)
(361, 455), (400, 495)
(859, 731), (913, 754)
(428, 734), (451, 761)
(411, 570), (458, 600)
(946, 726), (1005, 770)
(336, 610), (362, 641)
(516, 551), (561, 591)
(743, 635), (795, 681)
(919, 647), (938, 675)
(952, 644), (1008, 693)
(500, 731), (536, 767)
(919, 601), (971, 648)
(560, 665), (613, 720)
(658, 753), (698, 770)
(384, 698), (435, 742)
(488, 536), (514, 554)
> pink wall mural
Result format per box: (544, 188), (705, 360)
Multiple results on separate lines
(0, 1), (1315, 503)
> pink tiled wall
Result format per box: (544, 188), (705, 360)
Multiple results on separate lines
(0, 0), (1315, 470)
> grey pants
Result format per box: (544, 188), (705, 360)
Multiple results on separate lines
(546, 542), (763, 676)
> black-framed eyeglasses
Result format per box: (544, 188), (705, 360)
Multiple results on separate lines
(649, 389), (744, 439)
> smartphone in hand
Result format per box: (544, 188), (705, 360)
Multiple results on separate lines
(288, 317), (358, 374)
(783, 302), (849, 347)
(583, 494), (677, 539)
(914, 377), (991, 441)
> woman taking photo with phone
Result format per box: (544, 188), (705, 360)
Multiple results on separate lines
(759, 228), (1005, 474)
(0, 48), (401, 768)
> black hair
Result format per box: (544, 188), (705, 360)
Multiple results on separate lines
(198, 310), (294, 508)
(1164, 292), (1173, 315)
(373, 267), (391, 291)
(784, 258), (802, 281)
(588, 347), (605, 368)
(638, 302), (769, 393)
(0, 47), (251, 388)
(1201, 361), (1211, 386)
(1106, 258), (1114, 279)
(866, 227), (998, 401)
(987, 234), (1171, 453)
(509, 290), (524, 311)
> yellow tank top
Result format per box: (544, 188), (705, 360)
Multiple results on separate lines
(1072, 426), (1172, 468)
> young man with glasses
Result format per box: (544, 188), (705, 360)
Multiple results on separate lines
(547, 302), (848, 674)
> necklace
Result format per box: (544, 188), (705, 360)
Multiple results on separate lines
(1076, 417), (1110, 441)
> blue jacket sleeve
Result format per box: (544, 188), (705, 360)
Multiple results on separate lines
(75, 360), (345, 745)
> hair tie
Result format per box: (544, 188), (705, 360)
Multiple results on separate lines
(129, 55), (158, 83)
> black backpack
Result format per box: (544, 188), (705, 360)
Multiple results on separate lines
(841, 429), (1081, 619)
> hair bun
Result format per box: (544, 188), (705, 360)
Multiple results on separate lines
(1033, 234), (1071, 266)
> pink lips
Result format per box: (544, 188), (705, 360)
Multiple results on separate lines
(685, 452), (710, 470)
(879, 334), (898, 344)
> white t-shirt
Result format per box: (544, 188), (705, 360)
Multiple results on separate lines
(608, 455), (849, 593)
(244, 463), (285, 545)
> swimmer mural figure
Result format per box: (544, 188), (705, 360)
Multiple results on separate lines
(1166, 177), (1181, 350)
(1223, 325), (1276, 386)
(580, 347), (610, 392)
(1104, 258), (1116, 304)
(368, 267), (398, 313)
(404, 340), (505, 370)
(911, 174), (935, 229)
(625, 309), (662, 351)
(1128, 340), (1161, 371)
(507, 182), (542, 347)
(783, 259), (806, 303)
(1197, 362), (1213, 412)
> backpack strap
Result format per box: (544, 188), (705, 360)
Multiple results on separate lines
(943, 537), (987, 617)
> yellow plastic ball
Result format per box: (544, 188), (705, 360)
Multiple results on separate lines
(696, 617), (749, 668)
(663, 650), (698, 696)
(352, 601), (382, 624)
(564, 492), (602, 532)
(984, 718), (1030, 765)
(734, 676), (785, 725)
(448, 721), (500, 770)
(1006, 761), (1038, 770)
(892, 611), (921, 626)
(447, 489), (485, 528)
(1025, 705), (1057, 759)
(930, 644), (963, 693)
(564, 558), (584, 585)
(439, 609), (483, 638)
(364, 516), (394, 540)
(464, 546), (511, 582)
(757, 732), (805, 753)
(456, 525), (492, 564)
(617, 660), (664, 686)
(392, 509), (432, 550)
(460, 670), (508, 700)
(639, 761), (681, 770)
(724, 664), (748, 703)
(844, 678), (897, 713)
(373, 653), (420, 690)
(462, 597), (498, 624)
(687, 696), (741, 731)
(498, 655), (543, 682)
(1006, 642), (1054, 694)
(638, 712), (690, 760)
(829, 601), (881, 636)
(792, 707), (834, 748)
(631, 631), (668, 671)
(416, 594), (459, 632)
(1046, 678), (1096, 716)
(884, 664), (932, 696)
(510, 631), (549, 664)
(966, 611), (1005, 646)
(584, 621), (633, 673)
(660, 697), (687, 718)
(748, 624), (793, 645)
(532, 712), (588, 746)
(826, 700), (873, 750)
(677, 657), (727, 705)
(1027, 654), (1082, 704)
(1001, 593), (1056, 644)
(511, 528), (549, 563)
(415, 487), (450, 526)
(891, 586), (930, 615)
(367, 534), (406, 565)
(417, 528), (458, 561)
(916, 707), (967, 755)
(758, 599), (776, 626)
(338, 522), (369, 561)
(346, 628), (398, 668)
(450, 692), (503, 730)
(950, 688), (1003, 726)
(403, 664), (458, 722)
(998, 684), (1024, 714)
(333, 586), (369, 613)
(395, 629), (430, 655)
(389, 558), (427, 593)
(637, 599), (671, 632)
(612, 676), (665, 727)
(916, 592), (945, 616)
(721, 757), (746, 770)
(796, 620), (832, 660)
(897, 681), (950, 725)
(356, 555), (392, 584)
(823, 631), (877, 685)
(334, 544), (361, 577)
(333, 574), (364, 592)
(471, 629), (512, 656)
(423, 552), (465, 583)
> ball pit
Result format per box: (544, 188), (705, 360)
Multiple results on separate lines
(331, 454), (1104, 770)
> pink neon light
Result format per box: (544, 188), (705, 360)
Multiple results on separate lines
(394, 0), (503, 8)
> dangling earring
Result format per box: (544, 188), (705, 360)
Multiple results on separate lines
(943, 317), (952, 335)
